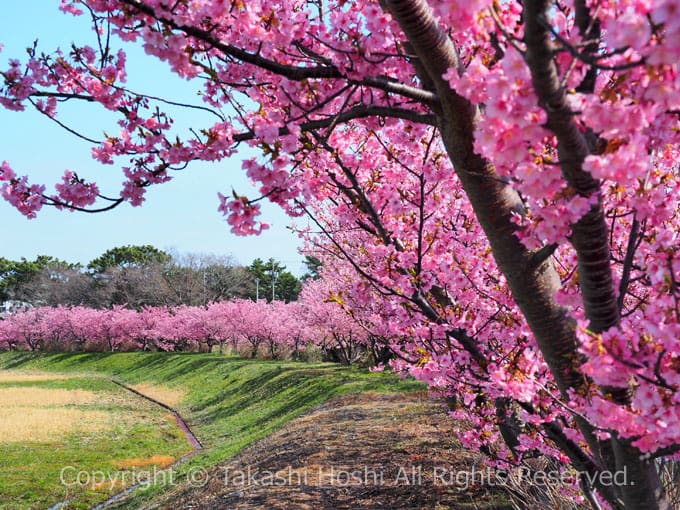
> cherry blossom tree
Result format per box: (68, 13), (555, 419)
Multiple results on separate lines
(272, 300), (314, 360)
(299, 278), (369, 364)
(82, 305), (134, 351)
(169, 305), (218, 352)
(64, 305), (99, 349)
(0, 308), (39, 350)
(123, 305), (172, 350)
(36, 306), (76, 350)
(227, 298), (269, 357)
(2, 1), (680, 507)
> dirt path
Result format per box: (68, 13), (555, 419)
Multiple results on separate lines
(155, 392), (513, 510)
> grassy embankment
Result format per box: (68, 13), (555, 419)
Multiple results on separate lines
(0, 352), (424, 509)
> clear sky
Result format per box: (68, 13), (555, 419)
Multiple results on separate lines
(0, 2), (307, 274)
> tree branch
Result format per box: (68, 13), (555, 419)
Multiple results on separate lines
(118, 0), (438, 106)
(617, 217), (641, 312)
(524, 2), (620, 337)
(232, 104), (435, 143)
(524, 3), (671, 507)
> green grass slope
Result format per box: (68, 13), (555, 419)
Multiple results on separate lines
(0, 373), (191, 510)
(0, 352), (424, 508)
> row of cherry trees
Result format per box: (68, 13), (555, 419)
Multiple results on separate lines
(0, 280), (368, 362)
(2, 0), (680, 507)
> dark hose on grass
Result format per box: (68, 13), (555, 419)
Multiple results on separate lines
(111, 380), (203, 449)
(88, 380), (203, 509)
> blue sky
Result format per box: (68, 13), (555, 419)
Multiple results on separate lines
(0, 2), (307, 274)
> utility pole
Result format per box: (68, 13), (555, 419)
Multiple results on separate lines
(272, 272), (278, 302)
(255, 278), (259, 301)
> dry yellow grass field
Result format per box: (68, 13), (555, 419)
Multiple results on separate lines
(0, 385), (111, 442)
(0, 361), (199, 510)
(0, 386), (98, 406)
(131, 383), (186, 408)
(0, 407), (110, 442)
(0, 371), (74, 383)
(0, 378), (186, 444)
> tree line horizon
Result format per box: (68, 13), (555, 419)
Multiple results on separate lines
(0, 244), (322, 308)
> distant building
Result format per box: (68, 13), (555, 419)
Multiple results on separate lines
(0, 300), (33, 317)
